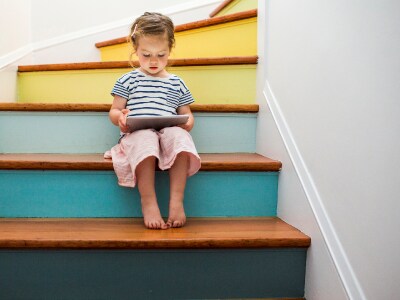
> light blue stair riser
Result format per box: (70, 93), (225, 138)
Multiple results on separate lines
(0, 249), (306, 299)
(0, 170), (278, 217)
(0, 112), (256, 153)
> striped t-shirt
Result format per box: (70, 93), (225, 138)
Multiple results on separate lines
(111, 69), (194, 116)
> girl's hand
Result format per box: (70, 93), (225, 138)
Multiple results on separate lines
(178, 116), (194, 131)
(118, 109), (130, 133)
(177, 105), (194, 131)
(109, 95), (129, 131)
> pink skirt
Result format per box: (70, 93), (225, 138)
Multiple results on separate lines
(104, 127), (201, 188)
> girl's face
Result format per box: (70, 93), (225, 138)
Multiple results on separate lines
(136, 34), (170, 77)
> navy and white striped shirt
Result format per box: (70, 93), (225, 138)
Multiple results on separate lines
(111, 70), (194, 116)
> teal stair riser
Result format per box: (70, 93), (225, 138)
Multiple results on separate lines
(0, 112), (256, 153)
(0, 249), (306, 299)
(0, 171), (278, 217)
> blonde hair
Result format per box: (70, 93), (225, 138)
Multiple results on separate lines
(129, 12), (175, 51)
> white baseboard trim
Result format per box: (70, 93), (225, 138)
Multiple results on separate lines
(0, 45), (32, 70)
(263, 80), (366, 300)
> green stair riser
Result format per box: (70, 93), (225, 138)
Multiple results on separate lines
(0, 249), (306, 299)
(17, 65), (256, 104)
(0, 112), (256, 153)
(0, 171), (278, 218)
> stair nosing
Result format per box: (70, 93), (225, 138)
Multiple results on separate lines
(174, 8), (257, 33)
(95, 9), (257, 48)
(17, 56), (258, 72)
(0, 103), (259, 113)
(0, 217), (310, 249)
(0, 153), (282, 172)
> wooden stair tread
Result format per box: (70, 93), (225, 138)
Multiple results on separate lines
(95, 10), (257, 48)
(0, 217), (310, 249)
(0, 103), (258, 113)
(0, 153), (282, 171)
(18, 56), (258, 72)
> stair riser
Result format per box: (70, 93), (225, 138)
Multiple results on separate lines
(100, 18), (257, 61)
(0, 249), (306, 299)
(0, 171), (278, 217)
(0, 112), (256, 153)
(17, 65), (256, 104)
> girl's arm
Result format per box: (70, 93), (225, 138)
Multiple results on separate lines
(177, 104), (194, 132)
(109, 95), (129, 133)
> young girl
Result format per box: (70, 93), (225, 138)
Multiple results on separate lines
(107, 12), (201, 229)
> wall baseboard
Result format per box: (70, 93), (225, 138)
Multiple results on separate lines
(263, 80), (366, 300)
(0, 45), (32, 70)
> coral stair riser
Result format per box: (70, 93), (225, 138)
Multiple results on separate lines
(17, 57), (257, 104)
(96, 10), (257, 61)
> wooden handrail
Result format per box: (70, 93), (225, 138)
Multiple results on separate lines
(95, 9), (257, 48)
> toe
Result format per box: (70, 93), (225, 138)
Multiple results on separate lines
(156, 221), (162, 229)
(173, 221), (182, 228)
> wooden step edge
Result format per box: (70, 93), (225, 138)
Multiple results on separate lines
(0, 103), (111, 112)
(17, 56), (258, 72)
(175, 8), (257, 32)
(0, 217), (311, 249)
(0, 103), (259, 113)
(0, 153), (282, 172)
(95, 9), (258, 48)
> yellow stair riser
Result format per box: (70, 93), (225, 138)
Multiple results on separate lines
(100, 18), (257, 62)
(215, 0), (258, 17)
(17, 65), (256, 104)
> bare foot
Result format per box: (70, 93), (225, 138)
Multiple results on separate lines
(141, 198), (167, 230)
(167, 202), (186, 228)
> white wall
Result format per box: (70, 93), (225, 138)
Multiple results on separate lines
(31, 0), (195, 42)
(0, 0), (222, 101)
(0, 0), (31, 57)
(0, 0), (32, 101)
(31, 0), (221, 64)
(257, 0), (400, 299)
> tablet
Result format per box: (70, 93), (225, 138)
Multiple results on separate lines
(126, 115), (189, 132)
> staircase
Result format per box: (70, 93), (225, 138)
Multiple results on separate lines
(0, 1), (310, 299)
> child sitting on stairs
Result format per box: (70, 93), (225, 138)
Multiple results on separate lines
(106, 12), (201, 230)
